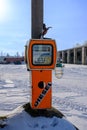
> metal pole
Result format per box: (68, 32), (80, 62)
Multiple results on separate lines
(31, 0), (43, 39)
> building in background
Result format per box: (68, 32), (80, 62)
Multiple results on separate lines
(0, 56), (24, 64)
(58, 45), (87, 65)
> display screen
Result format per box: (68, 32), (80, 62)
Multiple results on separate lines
(32, 44), (53, 65)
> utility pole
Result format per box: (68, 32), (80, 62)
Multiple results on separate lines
(31, 0), (43, 39)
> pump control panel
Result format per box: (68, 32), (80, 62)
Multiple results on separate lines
(25, 39), (57, 70)
(32, 44), (52, 65)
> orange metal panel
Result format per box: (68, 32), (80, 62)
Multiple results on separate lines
(31, 70), (52, 109)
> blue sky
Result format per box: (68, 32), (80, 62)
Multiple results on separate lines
(0, 0), (87, 56)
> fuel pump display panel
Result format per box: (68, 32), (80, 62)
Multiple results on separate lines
(27, 39), (57, 69)
(32, 44), (53, 65)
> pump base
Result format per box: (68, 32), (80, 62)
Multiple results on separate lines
(23, 102), (64, 118)
(23, 102), (79, 130)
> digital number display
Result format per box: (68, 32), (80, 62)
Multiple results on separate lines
(32, 44), (53, 65)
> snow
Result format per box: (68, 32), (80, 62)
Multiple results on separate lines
(0, 64), (87, 130)
(0, 107), (76, 130)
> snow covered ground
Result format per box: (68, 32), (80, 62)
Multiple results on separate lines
(0, 64), (87, 130)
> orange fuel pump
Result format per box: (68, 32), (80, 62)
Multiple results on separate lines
(25, 39), (57, 109)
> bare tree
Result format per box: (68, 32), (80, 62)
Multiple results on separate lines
(83, 41), (87, 46)
(15, 52), (20, 57)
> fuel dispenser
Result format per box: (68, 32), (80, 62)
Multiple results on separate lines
(25, 39), (57, 109)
